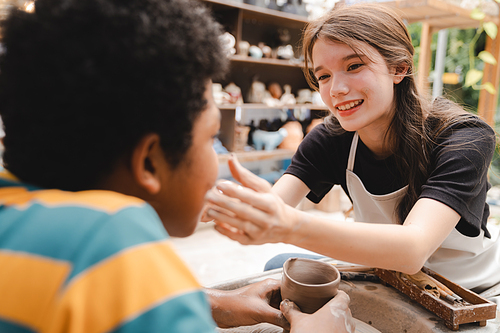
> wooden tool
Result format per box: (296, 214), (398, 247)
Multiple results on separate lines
(374, 267), (497, 330)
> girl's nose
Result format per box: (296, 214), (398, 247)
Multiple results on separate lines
(329, 75), (349, 97)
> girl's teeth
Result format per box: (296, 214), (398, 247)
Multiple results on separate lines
(338, 100), (361, 111)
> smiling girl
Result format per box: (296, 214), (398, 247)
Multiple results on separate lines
(206, 3), (500, 300)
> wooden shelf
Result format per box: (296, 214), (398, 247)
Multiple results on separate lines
(204, 0), (314, 154)
(217, 103), (328, 110)
(230, 54), (304, 68)
(218, 149), (294, 163)
(204, 0), (308, 28)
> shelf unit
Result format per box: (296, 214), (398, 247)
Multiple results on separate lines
(203, 0), (326, 160)
(217, 149), (295, 163)
(217, 103), (327, 110)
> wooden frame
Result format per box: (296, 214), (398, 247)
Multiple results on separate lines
(380, 0), (500, 126)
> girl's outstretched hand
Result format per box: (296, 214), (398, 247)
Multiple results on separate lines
(205, 155), (299, 245)
(281, 291), (355, 333)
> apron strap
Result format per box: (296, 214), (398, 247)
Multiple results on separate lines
(347, 132), (359, 172)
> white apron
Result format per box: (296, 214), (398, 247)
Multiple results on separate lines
(346, 132), (500, 291)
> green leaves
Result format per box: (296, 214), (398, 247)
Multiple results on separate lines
(484, 21), (498, 39)
(465, 72), (497, 95)
(471, 8), (486, 20)
(478, 50), (497, 64)
(465, 69), (483, 87)
(483, 82), (497, 94)
(465, 4), (499, 95)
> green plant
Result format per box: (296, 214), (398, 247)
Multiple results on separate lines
(463, 3), (499, 94)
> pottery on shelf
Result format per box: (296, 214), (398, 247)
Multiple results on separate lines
(234, 125), (250, 152)
(268, 82), (283, 100)
(225, 82), (243, 104)
(244, 0), (266, 7)
(212, 83), (230, 105)
(278, 121), (303, 151)
(280, 84), (296, 105)
(247, 80), (267, 103)
(277, 44), (294, 60)
(296, 89), (313, 104)
(219, 32), (236, 57)
(259, 42), (273, 58)
(252, 128), (288, 151)
(249, 45), (263, 59)
(238, 41), (250, 56)
(281, 257), (340, 314)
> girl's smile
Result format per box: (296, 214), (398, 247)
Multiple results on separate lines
(336, 99), (363, 111)
(335, 99), (364, 117)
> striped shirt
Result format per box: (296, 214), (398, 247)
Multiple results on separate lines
(0, 172), (217, 333)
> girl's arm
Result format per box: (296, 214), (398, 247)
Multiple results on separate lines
(206, 156), (460, 275)
(272, 174), (310, 208)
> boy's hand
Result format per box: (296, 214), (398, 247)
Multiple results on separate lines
(206, 278), (289, 330)
(281, 291), (355, 333)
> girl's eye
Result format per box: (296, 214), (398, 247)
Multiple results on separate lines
(348, 63), (363, 71)
(316, 74), (330, 81)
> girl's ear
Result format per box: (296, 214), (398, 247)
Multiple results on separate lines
(130, 133), (165, 195)
(393, 63), (409, 84)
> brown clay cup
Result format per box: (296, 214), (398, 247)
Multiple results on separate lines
(281, 257), (340, 314)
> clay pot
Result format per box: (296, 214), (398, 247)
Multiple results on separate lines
(234, 125), (250, 152)
(281, 258), (340, 314)
(278, 121), (303, 151)
(238, 41), (250, 56)
(267, 82), (282, 99)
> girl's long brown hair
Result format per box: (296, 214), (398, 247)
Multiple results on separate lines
(302, 3), (475, 223)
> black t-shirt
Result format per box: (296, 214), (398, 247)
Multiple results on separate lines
(286, 117), (496, 238)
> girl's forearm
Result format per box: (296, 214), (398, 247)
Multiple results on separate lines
(285, 208), (429, 274)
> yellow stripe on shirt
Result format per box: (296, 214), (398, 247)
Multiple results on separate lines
(0, 251), (71, 331)
(0, 187), (145, 214)
(0, 170), (19, 181)
(43, 240), (200, 333)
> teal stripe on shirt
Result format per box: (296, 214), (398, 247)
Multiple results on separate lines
(0, 177), (39, 192)
(0, 202), (169, 283)
(0, 318), (35, 333)
(108, 290), (217, 333)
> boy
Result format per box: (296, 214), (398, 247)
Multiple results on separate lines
(0, 0), (351, 332)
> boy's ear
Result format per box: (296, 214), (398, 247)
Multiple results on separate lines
(393, 63), (409, 84)
(130, 133), (165, 195)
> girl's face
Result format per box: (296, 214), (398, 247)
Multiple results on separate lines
(312, 39), (399, 136)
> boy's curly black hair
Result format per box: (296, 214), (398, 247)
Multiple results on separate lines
(0, 0), (228, 191)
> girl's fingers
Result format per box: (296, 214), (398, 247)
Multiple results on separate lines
(214, 181), (277, 214)
(228, 155), (272, 193)
(214, 221), (243, 235)
(206, 206), (247, 230)
(207, 206), (266, 239)
(205, 189), (238, 217)
(214, 223), (254, 245)
(206, 190), (272, 229)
